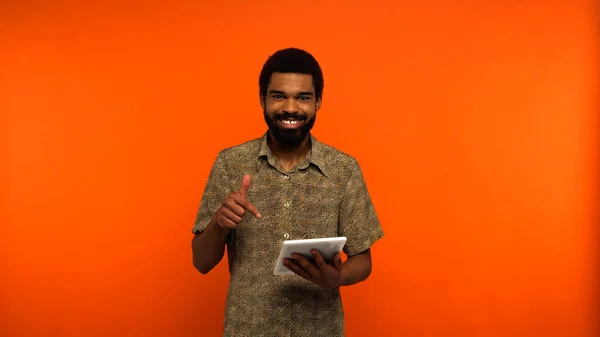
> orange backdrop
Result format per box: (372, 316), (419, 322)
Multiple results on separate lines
(1, 1), (598, 336)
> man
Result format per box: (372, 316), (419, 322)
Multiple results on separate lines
(191, 47), (384, 337)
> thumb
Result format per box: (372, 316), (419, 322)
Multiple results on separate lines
(239, 174), (251, 198)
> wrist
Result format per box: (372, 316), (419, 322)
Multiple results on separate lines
(209, 217), (231, 237)
(338, 263), (351, 287)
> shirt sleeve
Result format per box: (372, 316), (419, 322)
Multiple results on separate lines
(191, 152), (232, 234)
(338, 159), (384, 256)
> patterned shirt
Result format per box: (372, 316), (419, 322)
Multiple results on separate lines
(192, 132), (384, 337)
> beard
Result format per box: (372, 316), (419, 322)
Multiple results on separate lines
(263, 110), (316, 147)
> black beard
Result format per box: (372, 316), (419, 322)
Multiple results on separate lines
(263, 110), (316, 147)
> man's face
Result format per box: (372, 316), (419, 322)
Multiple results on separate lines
(262, 72), (321, 146)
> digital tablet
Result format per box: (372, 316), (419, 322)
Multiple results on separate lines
(273, 236), (347, 275)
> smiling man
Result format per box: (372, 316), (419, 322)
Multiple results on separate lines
(191, 47), (384, 337)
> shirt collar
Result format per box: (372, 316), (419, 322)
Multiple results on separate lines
(257, 132), (328, 177)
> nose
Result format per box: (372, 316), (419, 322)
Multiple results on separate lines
(282, 98), (299, 113)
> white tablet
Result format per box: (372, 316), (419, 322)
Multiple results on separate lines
(273, 236), (347, 275)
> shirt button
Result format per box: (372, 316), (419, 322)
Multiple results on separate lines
(283, 233), (289, 239)
(284, 202), (290, 208)
(283, 175), (290, 180)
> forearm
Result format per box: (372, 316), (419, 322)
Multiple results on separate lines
(192, 218), (230, 274)
(339, 251), (372, 286)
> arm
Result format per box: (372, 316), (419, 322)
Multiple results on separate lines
(191, 219), (230, 274)
(340, 249), (372, 286)
(191, 171), (261, 275)
(283, 159), (383, 289)
(337, 159), (383, 283)
(190, 154), (230, 275)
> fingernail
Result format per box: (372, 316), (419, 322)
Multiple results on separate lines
(256, 213), (262, 218)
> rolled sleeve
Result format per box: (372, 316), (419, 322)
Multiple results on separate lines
(192, 152), (232, 234)
(338, 160), (384, 256)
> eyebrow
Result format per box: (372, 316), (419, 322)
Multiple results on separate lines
(268, 90), (314, 96)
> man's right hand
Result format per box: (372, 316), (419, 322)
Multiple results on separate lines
(213, 173), (262, 229)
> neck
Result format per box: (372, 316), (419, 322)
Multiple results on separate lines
(267, 132), (311, 171)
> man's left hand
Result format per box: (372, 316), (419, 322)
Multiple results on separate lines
(283, 250), (343, 289)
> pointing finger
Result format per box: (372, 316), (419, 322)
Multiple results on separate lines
(242, 198), (262, 219)
(231, 193), (262, 219)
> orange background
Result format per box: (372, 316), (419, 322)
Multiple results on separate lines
(1, 1), (598, 336)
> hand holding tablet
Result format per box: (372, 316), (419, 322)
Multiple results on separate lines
(273, 237), (347, 289)
(274, 236), (346, 289)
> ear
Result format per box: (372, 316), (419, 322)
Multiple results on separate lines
(316, 97), (322, 111)
(260, 96), (266, 110)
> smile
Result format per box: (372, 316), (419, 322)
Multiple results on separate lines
(277, 118), (304, 129)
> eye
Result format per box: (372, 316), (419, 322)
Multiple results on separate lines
(272, 95), (284, 99)
(298, 96), (311, 101)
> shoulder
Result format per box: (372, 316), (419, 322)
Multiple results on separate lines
(324, 144), (359, 165)
(215, 137), (262, 164)
(312, 137), (362, 178)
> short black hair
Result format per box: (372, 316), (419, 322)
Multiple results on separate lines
(259, 47), (324, 101)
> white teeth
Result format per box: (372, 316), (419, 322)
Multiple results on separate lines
(283, 120), (298, 125)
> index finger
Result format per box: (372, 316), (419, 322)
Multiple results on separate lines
(233, 194), (262, 219)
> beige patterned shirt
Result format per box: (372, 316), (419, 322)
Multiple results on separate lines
(192, 132), (384, 337)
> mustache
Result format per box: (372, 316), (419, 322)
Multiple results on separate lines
(274, 112), (307, 121)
